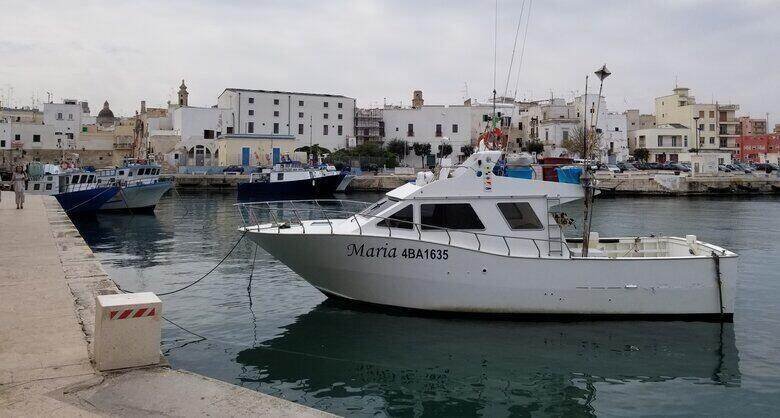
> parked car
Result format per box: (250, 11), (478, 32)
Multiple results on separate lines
(617, 162), (638, 172)
(599, 163), (621, 173)
(718, 164), (733, 172)
(732, 163), (754, 173)
(664, 162), (691, 172)
(754, 163), (779, 173)
(223, 165), (245, 174)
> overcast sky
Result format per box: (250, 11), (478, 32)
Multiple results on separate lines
(1, 0), (778, 124)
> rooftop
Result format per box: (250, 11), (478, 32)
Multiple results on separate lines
(221, 88), (352, 99)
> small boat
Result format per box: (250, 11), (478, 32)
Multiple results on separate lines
(237, 163), (346, 200)
(25, 170), (118, 215)
(95, 163), (172, 211)
(238, 149), (737, 319)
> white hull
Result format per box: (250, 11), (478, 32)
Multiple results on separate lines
(246, 232), (736, 317)
(100, 181), (172, 211)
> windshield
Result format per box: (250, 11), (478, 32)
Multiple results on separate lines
(359, 198), (395, 217)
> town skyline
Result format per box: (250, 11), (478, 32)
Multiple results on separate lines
(1, 0), (778, 121)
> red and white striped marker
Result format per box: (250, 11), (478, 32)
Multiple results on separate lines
(108, 307), (157, 320)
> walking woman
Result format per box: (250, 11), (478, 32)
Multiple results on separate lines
(12, 165), (27, 209)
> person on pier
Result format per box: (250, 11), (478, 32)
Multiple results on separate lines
(12, 165), (27, 209)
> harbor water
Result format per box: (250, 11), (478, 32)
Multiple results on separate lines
(73, 191), (780, 417)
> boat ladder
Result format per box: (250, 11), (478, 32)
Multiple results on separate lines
(546, 196), (564, 256)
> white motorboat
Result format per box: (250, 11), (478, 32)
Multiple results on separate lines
(238, 149), (737, 319)
(95, 163), (172, 211)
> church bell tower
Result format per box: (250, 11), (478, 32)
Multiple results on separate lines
(178, 79), (189, 107)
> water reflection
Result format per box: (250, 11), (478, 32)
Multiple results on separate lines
(74, 213), (173, 269)
(236, 301), (740, 417)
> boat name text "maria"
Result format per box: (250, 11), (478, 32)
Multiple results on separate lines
(346, 243), (449, 260)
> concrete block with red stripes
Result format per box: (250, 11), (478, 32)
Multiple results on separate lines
(94, 292), (162, 371)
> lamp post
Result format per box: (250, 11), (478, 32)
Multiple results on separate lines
(581, 64), (611, 258)
(693, 116), (700, 154)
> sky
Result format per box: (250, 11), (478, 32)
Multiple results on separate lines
(1, 0), (778, 124)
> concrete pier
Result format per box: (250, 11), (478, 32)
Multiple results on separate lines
(594, 172), (780, 196)
(0, 191), (334, 417)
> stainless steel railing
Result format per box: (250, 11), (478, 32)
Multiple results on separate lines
(236, 199), (572, 259)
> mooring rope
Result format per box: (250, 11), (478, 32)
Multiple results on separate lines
(711, 251), (725, 317)
(116, 230), (247, 296)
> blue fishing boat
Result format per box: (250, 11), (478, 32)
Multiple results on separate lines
(24, 167), (119, 215)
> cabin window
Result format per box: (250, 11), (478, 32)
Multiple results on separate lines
(377, 205), (413, 229)
(277, 173), (284, 181)
(119, 170), (125, 175)
(128, 170), (134, 177)
(497, 202), (544, 230)
(45, 183), (52, 190)
(420, 203), (484, 230)
(33, 183), (41, 190)
(88, 175), (94, 183)
(80, 175), (89, 183)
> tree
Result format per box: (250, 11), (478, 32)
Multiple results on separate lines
(385, 139), (407, 161)
(525, 140), (545, 155)
(437, 143), (453, 157)
(460, 145), (474, 157)
(561, 125), (601, 159)
(633, 148), (650, 162)
(412, 142), (431, 167)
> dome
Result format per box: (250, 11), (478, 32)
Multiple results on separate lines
(97, 101), (114, 119)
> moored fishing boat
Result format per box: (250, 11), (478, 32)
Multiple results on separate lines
(95, 162), (172, 211)
(24, 169), (118, 214)
(237, 164), (345, 200)
(237, 148), (738, 319)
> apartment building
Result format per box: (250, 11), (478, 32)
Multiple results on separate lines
(738, 116), (768, 136)
(625, 109), (656, 152)
(217, 88), (356, 152)
(632, 124), (691, 163)
(736, 134), (780, 164)
(654, 87), (732, 163)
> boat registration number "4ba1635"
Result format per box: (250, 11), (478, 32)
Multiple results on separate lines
(346, 243), (449, 260)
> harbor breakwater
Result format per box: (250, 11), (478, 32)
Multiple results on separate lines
(594, 172), (780, 196)
(165, 171), (780, 195)
(165, 173), (415, 191)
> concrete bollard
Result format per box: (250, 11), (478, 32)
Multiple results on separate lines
(94, 292), (162, 371)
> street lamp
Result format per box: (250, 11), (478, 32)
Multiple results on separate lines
(581, 64), (611, 258)
(693, 116), (700, 154)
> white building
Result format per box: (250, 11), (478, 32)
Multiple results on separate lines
(633, 123), (692, 163)
(518, 98), (578, 157)
(382, 104), (472, 167)
(381, 93), (518, 167)
(43, 100), (89, 146)
(217, 88), (356, 152)
(601, 112), (629, 163)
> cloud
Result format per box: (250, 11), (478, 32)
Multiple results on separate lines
(1, 0), (778, 123)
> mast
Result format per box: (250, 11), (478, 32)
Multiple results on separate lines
(581, 65), (611, 258)
(581, 75), (591, 257)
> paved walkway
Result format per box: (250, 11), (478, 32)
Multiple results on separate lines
(0, 192), (333, 417)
